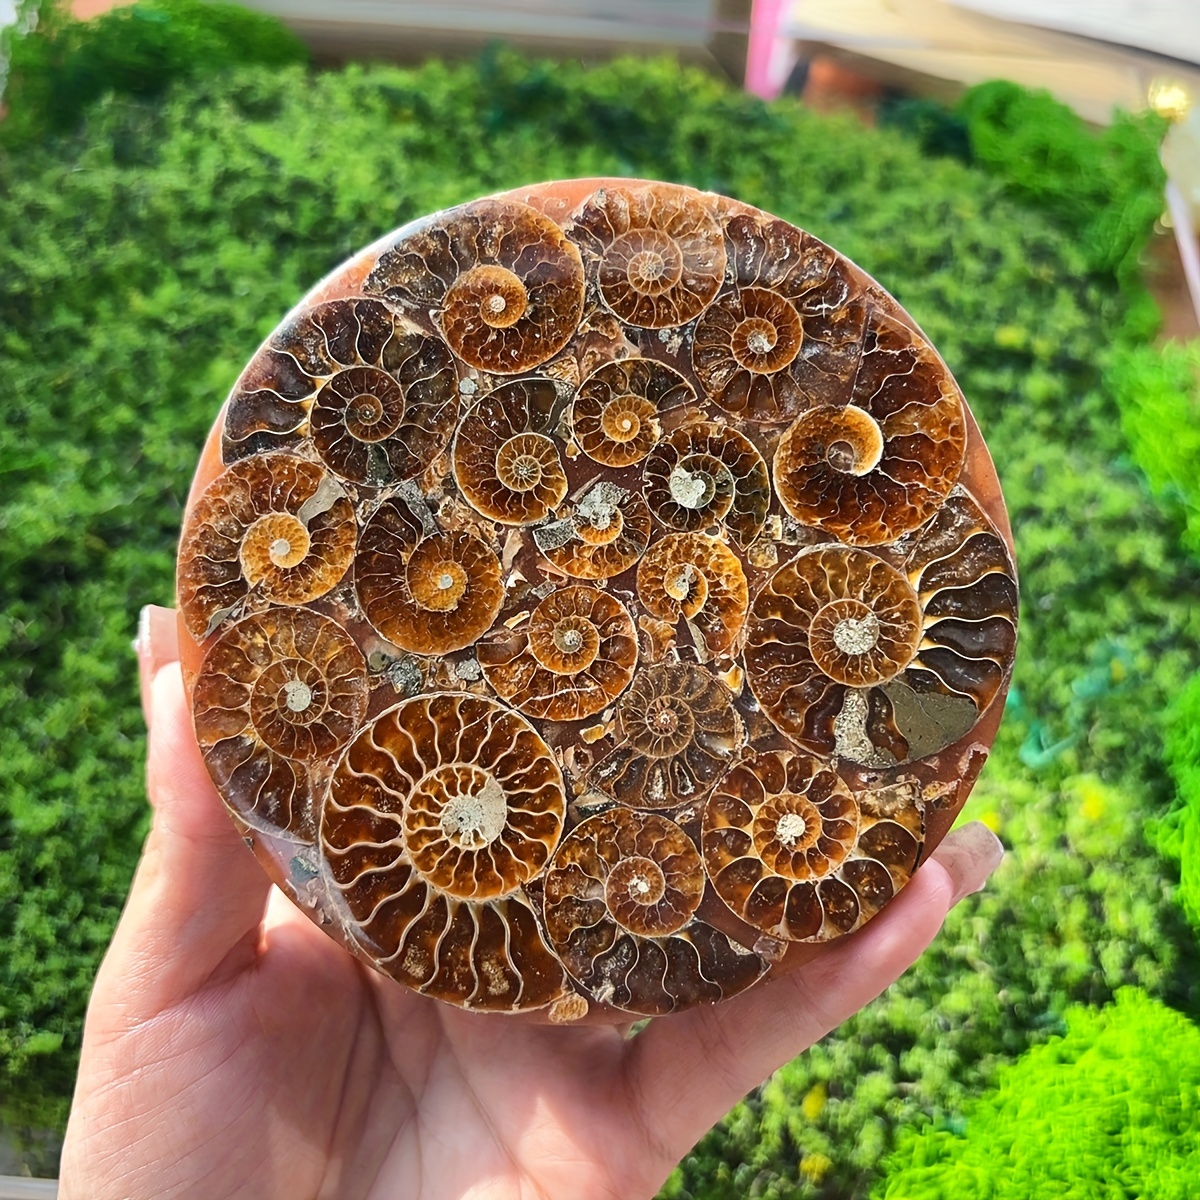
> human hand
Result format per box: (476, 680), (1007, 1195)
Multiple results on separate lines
(58, 604), (1004, 1200)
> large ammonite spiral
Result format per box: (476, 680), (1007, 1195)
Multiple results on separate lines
(477, 586), (638, 722)
(743, 491), (1017, 765)
(588, 663), (745, 809)
(193, 608), (369, 840)
(321, 694), (569, 1011)
(571, 358), (695, 467)
(453, 378), (568, 525)
(365, 198), (585, 374)
(178, 180), (1017, 1021)
(643, 421), (770, 545)
(567, 186), (726, 328)
(773, 311), (966, 546)
(177, 452), (356, 641)
(355, 497), (504, 656)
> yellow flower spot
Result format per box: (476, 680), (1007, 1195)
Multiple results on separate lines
(1078, 777), (1107, 823)
(979, 810), (1002, 835)
(801, 1080), (827, 1121)
(800, 1152), (833, 1182)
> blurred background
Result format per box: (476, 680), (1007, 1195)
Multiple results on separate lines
(1, 1), (1199, 1195)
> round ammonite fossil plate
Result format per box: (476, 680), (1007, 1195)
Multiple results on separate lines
(176, 178), (1018, 1022)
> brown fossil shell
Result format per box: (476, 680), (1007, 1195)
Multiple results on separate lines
(568, 185), (726, 328)
(643, 421), (770, 545)
(537, 482), (653, 581)
(355, 497), (504, 656)
(773, 311), (966, 546)
(588, 663), (745, 809)
(177, 452), (356, 641)
(453, 378), (568, 525)
(477, 586), (638, 722)
(702, 751), (922, 941)
(743, 491), (1018, 765)
(321, 694), (569, 1010)
(177, 178), (1018, 1022)
(692, 215), (868, 423)
(636, 532), (748, 658)
(571, 357), (695, 468)
(365, 198), (584, 374)
(193, 607), (369, 841)
(223, 298), (459, 486)
(543, 807), (769, 1014)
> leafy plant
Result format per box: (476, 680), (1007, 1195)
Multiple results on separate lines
(874, 988), (1200, 1199)
(957, 80), (1167, 289)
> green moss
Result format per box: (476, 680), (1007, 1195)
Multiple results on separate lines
(875, 989), (1200, 1199)
(1148, 674), (1200, 933)
(1110, 341), (1200, 559)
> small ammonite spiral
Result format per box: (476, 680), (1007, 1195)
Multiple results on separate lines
(364, 198), (585, 374)
(567, 186), (727, 328)
(321, 693), (569, 1011)
(744, 494), (1017, 763)
(543, 807), (768, 1014)
(536, 481), (653, 581)
(571, 357), (695, 467)
(453, 378), (568, 525)
(773, 311), (966, 546)
(692, 216), (869, 423)
(477, 586), (638, 722)
(222, 298), (459, 484)
(193, 607), (369, 840)
(702, 751), (923, 941)
(636, 533), (748, 658)
(588, 663), (745, 808)
(643, 422), (770, 545)
(355, 497), (504, 655)
(177, 453), (356, 641)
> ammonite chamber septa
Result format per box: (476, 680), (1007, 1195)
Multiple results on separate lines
(178, 177), (1017, 1020)
(321, 694), (570, 1011)
(702, 751), (923, 942)
(365, 198), (585, 374)
(743, 491), (1017, 765)
(543, 807), (769, 1014)
(193, 607), (369, 841)
(177, 452), (356, 641)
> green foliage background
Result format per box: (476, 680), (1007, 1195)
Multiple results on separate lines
(2, 10), (1199, 1194)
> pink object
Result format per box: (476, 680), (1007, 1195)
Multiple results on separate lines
(746, 0), (789, 99)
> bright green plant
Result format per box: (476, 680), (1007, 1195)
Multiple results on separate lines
(957, 81), (1167, 289)
(874, 988), (1200, 1199)
(1149, 673), (1200, 933)
(1110, 340), (1200, 558)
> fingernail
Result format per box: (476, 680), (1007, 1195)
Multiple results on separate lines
(935, 821), (1005, 906)
(135, 605), (180, 728)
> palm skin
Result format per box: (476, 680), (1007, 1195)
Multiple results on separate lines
(59, 606), (1003, 1200)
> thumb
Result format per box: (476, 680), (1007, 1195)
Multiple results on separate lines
(93, 607), (272, 1019)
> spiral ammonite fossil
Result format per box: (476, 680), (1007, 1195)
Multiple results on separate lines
(177, 179), (1018, 1021)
